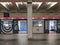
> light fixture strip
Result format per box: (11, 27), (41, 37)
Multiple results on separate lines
(15, 2), (27, 8)
(0, 2), (12, 9)
(32, 2), (42, 9)
(46, 2), (58, 9)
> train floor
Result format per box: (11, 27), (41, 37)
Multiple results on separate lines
(0, 32), (60, 45)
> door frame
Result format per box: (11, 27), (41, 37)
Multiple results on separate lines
(44, 19), (58, 33)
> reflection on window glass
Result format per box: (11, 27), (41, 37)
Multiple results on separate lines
(3, 20), (12, 27)
(33, 20), (42, 27)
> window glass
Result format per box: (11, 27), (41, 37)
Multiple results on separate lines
(18, 20), (28, 31)
(33, 20), (42, 27)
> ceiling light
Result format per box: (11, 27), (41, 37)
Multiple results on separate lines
(15, 2), (27, 8)
(46, 2), (58, 9)
(32, 2), (42, 9)
(0, 2), (12, 9)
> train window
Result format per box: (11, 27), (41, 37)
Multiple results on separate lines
(18, 20), (28, 31)
(3, 20), (12, 27)
(1, 20), (13, 33)
(33, 20), (42, 27)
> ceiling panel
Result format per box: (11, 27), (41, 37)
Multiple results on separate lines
(0, 2), (59, 12)
(0, 0), (27, 2)
(0, 0), (60, 2)
(32, 0), (60, 2)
